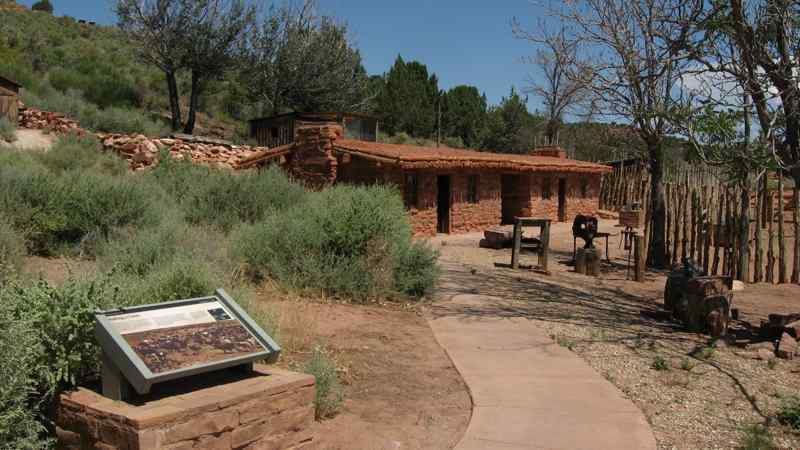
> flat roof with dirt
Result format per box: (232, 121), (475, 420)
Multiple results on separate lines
(333, 139), (614, 173)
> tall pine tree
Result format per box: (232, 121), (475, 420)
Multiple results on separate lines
(376, 55), (439, 137)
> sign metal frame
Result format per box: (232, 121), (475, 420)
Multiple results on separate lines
(95, 288), (280, 399)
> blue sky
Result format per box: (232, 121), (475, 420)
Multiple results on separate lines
(18, 1), (547, 108)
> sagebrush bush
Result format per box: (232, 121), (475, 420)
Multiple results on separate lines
(183, 166), (308, 230)
(234, 184), (437, 300)
(37, 134), (127, 177)
(22, 84), (167, 136)
(305, 345), (343, 420)
(739, 425), (775, 450)
(0, 144), (157, 255)
(777, 396), (800, 430)
(0, 219), (24, 282)
(0, 116), (16, 143)
(0, 307), (50, 449)
(0, 277), (119, 400)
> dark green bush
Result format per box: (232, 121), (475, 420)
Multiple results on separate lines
(31, 0), (54, 13)
(0, 306), (50, 449)
(234, 184), (438, 300)
(777, 396), (800, 430)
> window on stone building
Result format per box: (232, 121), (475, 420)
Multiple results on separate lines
(542, 177), (552, 200)
(404, 173), (418, 209)
(580, 178), (589, 198)
(467, 175), (479, 203)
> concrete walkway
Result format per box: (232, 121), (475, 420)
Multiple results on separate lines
(428, 262), (657, 450)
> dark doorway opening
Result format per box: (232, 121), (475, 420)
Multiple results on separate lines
(437, 175), (451, 233)
(558, 178), (567, 222)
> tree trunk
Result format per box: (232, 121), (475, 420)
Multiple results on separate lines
(183, 70), (201, 135)
(648, 140), (667, 268)
(166, 70), (182, 131)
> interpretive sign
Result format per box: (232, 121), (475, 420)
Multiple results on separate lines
(95, 289), (280, 399)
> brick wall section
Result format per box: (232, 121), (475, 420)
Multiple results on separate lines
(527, 172), (602, 220)
(55, 367), (315, 450)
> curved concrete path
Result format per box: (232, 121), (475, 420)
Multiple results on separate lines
(428, 262), (656, 450)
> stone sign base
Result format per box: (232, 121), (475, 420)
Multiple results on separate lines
(55, 366), (315, 450)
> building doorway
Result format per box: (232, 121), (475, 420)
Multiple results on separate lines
(558, 178), (567, 222)
(437, 175), (451, 233)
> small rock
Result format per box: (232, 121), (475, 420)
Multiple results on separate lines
(141, 140), (158, 153)
(777, 333), (797, 360)
(732, 280), (745, 291)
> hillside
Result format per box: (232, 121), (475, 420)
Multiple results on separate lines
(0, 4), (247, 139)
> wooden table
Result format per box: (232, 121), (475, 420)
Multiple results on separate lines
(511, 217), (551, 272)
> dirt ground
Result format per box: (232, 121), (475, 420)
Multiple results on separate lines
(256, 288), (471, 450)
(431, 219), (800, 450)
(2, 128), (54, 150)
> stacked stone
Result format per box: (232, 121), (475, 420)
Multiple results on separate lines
(18, 107), (84, 135)
(288, 122), (342, 187)
(97, 133), (265, 171)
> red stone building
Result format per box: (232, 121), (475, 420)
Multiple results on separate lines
(254, 122), (612, 236)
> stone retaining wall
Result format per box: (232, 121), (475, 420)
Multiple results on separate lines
(55, 367), (315, 450)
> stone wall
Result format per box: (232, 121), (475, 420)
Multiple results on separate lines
(526, 172), (602, 221)
(55, 367), (315, 450)
(286, 122), (342, 187)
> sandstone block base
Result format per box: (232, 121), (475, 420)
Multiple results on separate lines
(55, 366), (315, 450)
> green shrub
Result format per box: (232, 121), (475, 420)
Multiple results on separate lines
(0, 306), (50, 449)
(0, 116), (16, 143)
(0, 219), (24, 282)
(31, 0), (54, 13)
(738, 425), (775, 450)
(183, 166), (307, 231)
(23, 85), (167, 136)
(0, 154), (156, 255)
(393, 240), (439, 297)
(37, 134), (127, 177)
(305, 345), (343, 420)
(0, 277), (119, 398)
(651, 356), (670, 371)
(112, 257), (222, 307)
(777, 396), (800, 430)
(234, 184), (435, 300)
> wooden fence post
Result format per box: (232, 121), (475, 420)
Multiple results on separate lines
(634, 234), (645, 282)
(793, 185), (800, 284)
(778, 174), (787, 283)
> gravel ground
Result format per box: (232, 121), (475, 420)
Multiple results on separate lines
(429, 220), (800, 450)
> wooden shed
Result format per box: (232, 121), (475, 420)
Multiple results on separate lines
(0, 75), (21, 124)
(249, 112), (378, 148)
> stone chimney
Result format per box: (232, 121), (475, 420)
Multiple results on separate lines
(530, 145), (567, 159)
